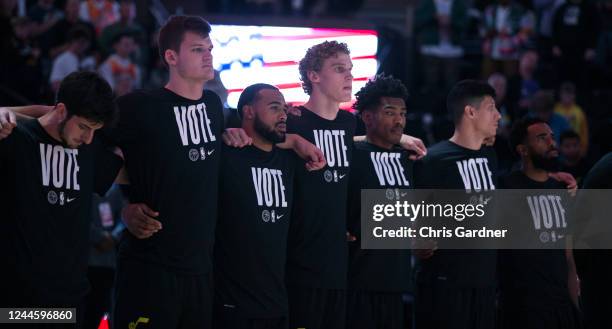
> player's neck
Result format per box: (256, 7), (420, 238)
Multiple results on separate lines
(522, 162), (549, 182)
(244, 125), (273, 152)
(165, 73), (206, 101)
(38, 110), (63, 143)
(449, 127), (485, 151)
(303, 90), (340, 120)
(365, 133), (393, 150)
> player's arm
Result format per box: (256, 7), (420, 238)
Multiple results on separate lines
(566, 236), (580, 307)
(222, 128), (326, 171)
(2, 105), (53, 119)
(277, 134), (326, 171)
(549, 171), (578, 195)
(354, 134), (427, 160)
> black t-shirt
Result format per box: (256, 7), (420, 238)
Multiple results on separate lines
(413, 140), (498, 287)
(347, 141), (413, 292)
(498, 171), (571, 307)
(574, 152), (612, 291)
(0, 119), (121, 305)
(214, 145), (296, 317)
(107, 88), (224, 274)
(286, 106), (356, 289)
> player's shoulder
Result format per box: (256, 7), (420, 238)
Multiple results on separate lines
(336, 109), (357, 125)
(421, 140), (456, 161)
(202, 90), (223, 109)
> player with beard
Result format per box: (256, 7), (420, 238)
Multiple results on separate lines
(497, 117), (580, 329)
(345, 75), (413, 329)
(413, 80), (500, 329)
(0, 71), (122, 327)
(214, 83), (307, 329)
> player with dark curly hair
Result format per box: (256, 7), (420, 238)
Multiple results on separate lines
(346, 74), (414, 329)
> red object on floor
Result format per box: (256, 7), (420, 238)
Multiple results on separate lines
(97, 313), (109, 329)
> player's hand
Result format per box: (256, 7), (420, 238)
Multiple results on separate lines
(549, 171), (577, 196)
(292, 135), (326, 171)
(347, 231), (357, 242)
(568, 272), (580, 307)
(222, 128), (252, 147)
(412, 239), (438, 259)
(0, 108), (17, 140)
(122, 203), (162, 239)
(399, 134), (427, 160)
(94, 231), (115, 252)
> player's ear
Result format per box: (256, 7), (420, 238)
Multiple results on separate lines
(465, 104), (476, 119)
(307, 70), (320, 84)
(243, 105), (255, 120)
(361, 110), (373, 126)
(56, 103), (67, 121)
(516, 144), (528, 157)
(165, 49), (178, 66)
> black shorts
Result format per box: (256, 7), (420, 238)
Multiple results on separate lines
(212, 303), (287, 329)
(414, 282), (496, 329)
(287, 285), (345, 329)
(111, 259), (212, 329)
(499, 297), (582, 329)
(346, 290), (406, 329)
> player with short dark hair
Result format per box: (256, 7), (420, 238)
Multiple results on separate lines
(413, 79), (500, 329)
(109, 15), (224, 329)
(213, 83), (297, 329)
(0, 71), (122, 328)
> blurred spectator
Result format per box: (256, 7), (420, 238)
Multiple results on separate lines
(552, 0), (600, 89)
(559, 130), (591, 184)
(531, 90), (571, 145)
(532, 0), (563, 58)
(11, 16), (46, 101)
(98, 31), (140, 96)
(481, 0), (534, 78)
(488, 72), (512, 133)
(507, 50), (540, 119)
(414, 0), (468, 93)
(487, 73), (515, 174)
(0, 0), (18, 66)
(595, 0), (612, 89)
(555, 81), (589, 154)
(49, 26), (93, 93)
(27, 0), (61, 37)
(83, 184), (126, 329)
(79, 0), (119, 35)
(98, 0), (145, 63)
(46, 0), (96, 59)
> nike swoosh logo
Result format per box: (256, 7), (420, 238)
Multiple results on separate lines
(401, 193), (407, 197)
(339, 174), (346, 179)
(207, 150), (215, 156)
(67, 197), (77, 203)
(276, 214), (285, 220)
